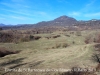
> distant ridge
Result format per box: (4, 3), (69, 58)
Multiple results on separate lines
(1, 15), (100, 29)
(0, 23), (6, 27)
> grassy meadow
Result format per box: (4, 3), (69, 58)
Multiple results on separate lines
(0, 29), (100, 75)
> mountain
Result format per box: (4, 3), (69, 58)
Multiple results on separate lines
(1, 15), (100, 30)
(0, 23), (6, 27)
(1, 15), (77, 29)
(35, 15), (77, 27)
(54, 15), (77, 23)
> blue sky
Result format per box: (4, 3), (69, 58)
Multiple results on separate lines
(0, 0), (100, 25)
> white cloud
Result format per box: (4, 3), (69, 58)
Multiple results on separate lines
(0, 14), (7, 17)
(0, 2), (12, 7)
(81, 0), (96, 12)
(0, 13), (32, 20)
(68, 12), (81, 17)
(2, 9), (49, 18)
(16, 3), (30, 8)
(37, 11), (47, 16)
(0, 2), (30, 9)
(67, 0), (97, 19)
(11, 15), (33, 20)
(86, 0), (95, 7)
(84, 12), (100, 17)
(2, 9), (32, 16)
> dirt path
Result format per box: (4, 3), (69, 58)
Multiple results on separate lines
(76, 46), (88, 58)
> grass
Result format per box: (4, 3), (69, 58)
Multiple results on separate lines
(0, 30), (100, 75)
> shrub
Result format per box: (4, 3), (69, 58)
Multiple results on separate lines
(45, 36), (51, 39)
(20, 36), (30, 42)
(72, 41), (75, 44)
(34, 36), (41, 40)
(0, 30), (41, 43)
(62, 43), (69, 48)
(96, 63), (100, 71)
(65, 35), (70, 37)
(76, 31), (81, 36)
(55, 43), (61, 48)
(92, 54), (100, 63)
(85, 38), (90, 44)
(55, 43), (69, 49)
(91, 33), (100, 43)
(96, 34), (100, 43)
(52, 35), (61, 38)
(0, 47), (20, 57)
(0, 32), (14, 43)
(29, 35), (35, 40)
(95, 43), (100, 48)
(84, 36), (91, 44)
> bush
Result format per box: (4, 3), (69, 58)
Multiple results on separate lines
(85, 38), (90, 44)
(76, 31), (81, 36)
(94, 44), (100, 49)
(62, 43), (69, 48)
(91, 34), (100, 43)
(55, 43), (61, 48)
(55, 43), (69, 49)
(0, 32), (14, 43)
(72, 41), (75, 44)
(34, 36), (41, 40)
(20, 36), (30, 42)
(0, 31), (42, 43)
(52, 35), (61, 38)
(84, 35), (91, 44)
(0, 47), (20, 57)
(65, 35), (70, 37)
(29, 35), (34, 40)
(96, 34), (100, 43)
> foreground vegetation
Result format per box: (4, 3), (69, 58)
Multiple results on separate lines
(0, 29), (100, 75)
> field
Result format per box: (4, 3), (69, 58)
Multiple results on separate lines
(0, 29), (100, 75)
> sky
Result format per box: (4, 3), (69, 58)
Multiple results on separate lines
(0, 0), (100, 25)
